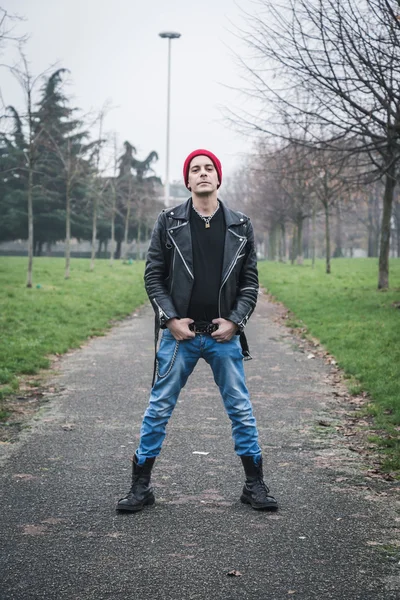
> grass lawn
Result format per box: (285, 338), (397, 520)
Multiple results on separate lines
(258, 258), (400, 471)
(0, 257), (147, 412)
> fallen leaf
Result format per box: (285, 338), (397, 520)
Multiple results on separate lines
(61, 423), (75, 431)
(366, 541), (384, 546)
(22, 524), (47, 536)
(227, 570), (242, 577)
(13, 473), (37, 481)
(307, 353), (315, 359)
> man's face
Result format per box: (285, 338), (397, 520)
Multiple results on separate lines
(187, 155), (219, 194)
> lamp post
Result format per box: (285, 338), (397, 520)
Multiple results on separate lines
(159, 31), (181, 206)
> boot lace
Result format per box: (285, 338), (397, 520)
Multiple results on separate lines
(247, 476), (271, 501)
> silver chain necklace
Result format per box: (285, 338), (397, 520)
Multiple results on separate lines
(192, 201), (220, 228)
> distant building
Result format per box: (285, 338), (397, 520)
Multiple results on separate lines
(159, 180), (189, 208)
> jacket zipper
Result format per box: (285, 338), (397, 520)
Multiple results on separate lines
(169, 249), (176, 293)
(153, 297), (170, 322)
(167, 228), (194, 279)
(218, 236), (247, 317)
(237, 308), (252, 329)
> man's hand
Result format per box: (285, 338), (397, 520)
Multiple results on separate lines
(211, 318), (238, 342)
(166, 318), (195, 341)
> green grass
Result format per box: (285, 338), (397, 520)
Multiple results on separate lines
(0, 257), (147, 411)
(258, 258), (400, 471)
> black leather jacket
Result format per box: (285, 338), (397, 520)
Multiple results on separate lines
(144, 198), (259, 359)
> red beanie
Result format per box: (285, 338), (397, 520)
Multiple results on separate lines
(183, 149), (222, 189)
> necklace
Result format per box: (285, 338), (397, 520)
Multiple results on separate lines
(192, 201), (220, 228)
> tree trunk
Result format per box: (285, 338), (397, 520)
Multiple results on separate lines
(136, 219), (141, 261)
(263, 231), (268, 260)
(116, 239), (122, 259)
(90, 193), (98, 272)
(291, 225), (296, 265)
(277, 222), (284, 261)
(304, 217), (310, 259)
(268, 227), (276, 260)
(26, 164), (34, 288)
(122, 199), (131, 261)
(275, 223), (281, 262)
(91, 114), (103, 270)
(367, 192), (377, 257)
(311, 200), (316, 269)
(296, 217), (303, 264)
(393, 197), (400, 258)
(281, 222), (286, 261)
(109, 184), (116, 266)
(378, 169), (396, 289)
(65, 179), (71, 279)
(324, 203), (331, 274)
(334, 201), (343, 258)
(397, 208), (400, 258)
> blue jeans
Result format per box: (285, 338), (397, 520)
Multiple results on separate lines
(135, 330), (261, 464)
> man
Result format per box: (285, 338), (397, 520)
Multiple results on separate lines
(116, 149), (278, 512)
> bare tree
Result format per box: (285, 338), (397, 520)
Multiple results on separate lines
(247, 147), (294, 260)
(232, 0), (400, 287)
(394, 191), (400, 258)
(312, 148), (353, 273)
(0, 9), (26, 110)
(47, 129), (97, 279)
(351, 181), (382, 257)
(271, 142), (315, 263)
(109, 134), (119, 266)
(7, 51), (47, 287)
(89, 111), (107, 272)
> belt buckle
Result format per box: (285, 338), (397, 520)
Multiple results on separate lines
(190, 323), (218, 334)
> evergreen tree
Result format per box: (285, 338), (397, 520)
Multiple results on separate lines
(33, 69), (94, 254)
(0, 108), (29, 242)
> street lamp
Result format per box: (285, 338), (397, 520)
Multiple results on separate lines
(159, 31), (181, 206)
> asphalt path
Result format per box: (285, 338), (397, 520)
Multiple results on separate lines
(1, 294), (400, 600)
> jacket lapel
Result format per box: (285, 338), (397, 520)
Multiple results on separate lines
(165, 198), (194, 279)
(220, 202), (248, 285)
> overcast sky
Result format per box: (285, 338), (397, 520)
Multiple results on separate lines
(1, 0), (260, 185)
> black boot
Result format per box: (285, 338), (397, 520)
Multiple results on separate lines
(116, 456), (156, 512)
(240, 455), (278, 510)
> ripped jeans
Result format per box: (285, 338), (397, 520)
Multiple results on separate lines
(135, 329), (261, 464)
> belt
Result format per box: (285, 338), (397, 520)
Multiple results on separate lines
(189, 322), (218, 334)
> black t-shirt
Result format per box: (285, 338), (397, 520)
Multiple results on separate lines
(187, 204), (225, 322)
